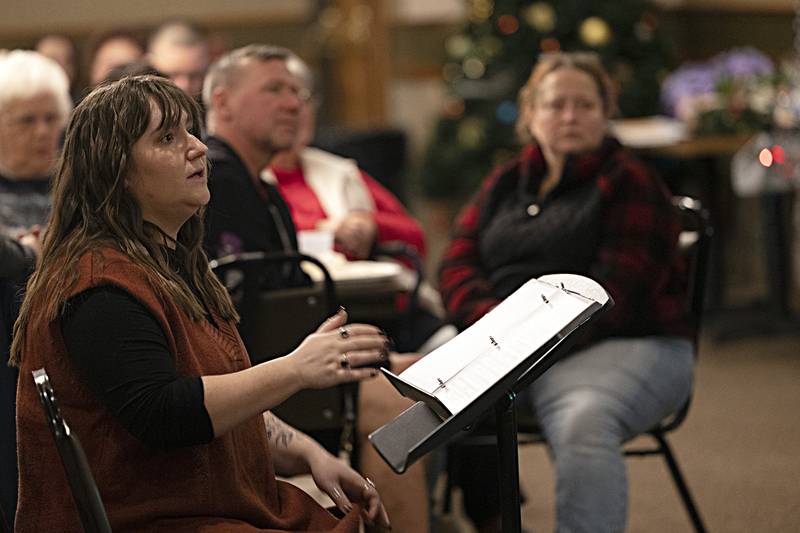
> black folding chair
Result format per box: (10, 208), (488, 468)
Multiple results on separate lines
(0, 503), (9, 533)
(32, 368), (112, 533)
(443, 195), (712, 532)
(210, 251), (358, 461)
(612, 195), (711, 532)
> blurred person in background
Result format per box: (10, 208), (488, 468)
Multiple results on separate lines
(34, 34), (79, 101)
(0, 48), (70, 529)
(266, 55), (454, 355)
(87, 29), (145, 87)
(148, 19), (210, 100)
(103, 60), (164, 84)
(0, 49), (71, 238)
(204, 44), (431, 533)
(439, 52), (694, 533)
(0, 230), (40, 530)
(267, 57), (424, 262)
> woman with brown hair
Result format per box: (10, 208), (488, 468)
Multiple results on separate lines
(12, 75), (389, 532)
(440, 52), (695, 532)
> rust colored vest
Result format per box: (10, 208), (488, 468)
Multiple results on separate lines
(15, 248), (359, 532)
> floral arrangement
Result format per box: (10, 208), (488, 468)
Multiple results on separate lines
(661, 47), (800, 135)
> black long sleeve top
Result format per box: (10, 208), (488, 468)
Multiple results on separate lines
(60, 256), (215, 449)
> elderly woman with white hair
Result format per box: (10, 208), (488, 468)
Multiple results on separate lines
(0, 49), (72, 232)
(0, 49), (71, 529)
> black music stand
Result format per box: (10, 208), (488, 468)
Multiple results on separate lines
(369, 274), (612, 532)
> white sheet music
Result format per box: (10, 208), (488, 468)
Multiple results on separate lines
(398, 278), (598, 416)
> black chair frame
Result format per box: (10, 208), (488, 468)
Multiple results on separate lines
(32, 368), (112, 533)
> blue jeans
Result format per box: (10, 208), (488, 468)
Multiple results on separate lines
(524, 336), (695, 533)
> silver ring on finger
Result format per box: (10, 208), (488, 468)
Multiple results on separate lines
(339, 326), (350, 339)
(340, 352), (350, 369)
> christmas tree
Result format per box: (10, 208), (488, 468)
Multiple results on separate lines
(420, 0), (674, 204)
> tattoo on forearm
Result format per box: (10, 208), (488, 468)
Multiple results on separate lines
(265, 413), (295, 448)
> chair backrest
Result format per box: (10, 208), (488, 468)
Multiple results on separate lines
(0, 501), (9, 533)
(32, 369), (112, 533)
(211, 251), (338, 362)
(672, 196), (714, 342)
(210, 252), (353, 454)
(652, 196), (713, 432)
(314, 127), (408, 203)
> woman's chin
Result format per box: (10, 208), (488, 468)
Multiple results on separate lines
(559, 141), (601, 155)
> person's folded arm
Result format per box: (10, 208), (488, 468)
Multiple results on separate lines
(588, 162), (680, 333)
(361, 171), (427, 257)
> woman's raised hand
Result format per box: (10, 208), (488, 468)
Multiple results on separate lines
(287, 308), (388, 390)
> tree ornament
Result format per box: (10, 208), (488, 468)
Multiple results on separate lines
(443, 98), (466, 119)
(446, 34), (472, 59)
(477, 36), (503, 59)
(463, 57), (486, 79)
(497, 15), (519, 35)
(457, 117), (486, 148)
(523, 2), (556, 33)
(496, 100), (518, 124)
(541, 37), (561, 53)
(579, 17), (612, 47)
(469, 0), (494, 22)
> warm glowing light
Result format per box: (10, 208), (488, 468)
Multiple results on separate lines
(759, 148), (774, 167)
(498, 15), (519, 35)
(540, 37), (561, 53)
(771, 144), (786, 164)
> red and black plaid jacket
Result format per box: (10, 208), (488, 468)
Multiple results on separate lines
(438, 139), (692, 345)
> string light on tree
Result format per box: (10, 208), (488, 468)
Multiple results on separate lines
(446, 34), (472, 59)
(443, 98), (466, 119)
(579, 17), (612, 47)
(497, 15), (520, 35)
(457, 117), (487, 148)
(477, 36), (503, 59)
(496, 100), (518, 124)
(759, 147), (774, 167)
(462, 57), (486, 79)
(523, 2), (556, 33)
(541, 37), (561, 53)
(470, 0), (494, 22)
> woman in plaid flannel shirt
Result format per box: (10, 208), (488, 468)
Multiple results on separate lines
(439, 53), (695, 533)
